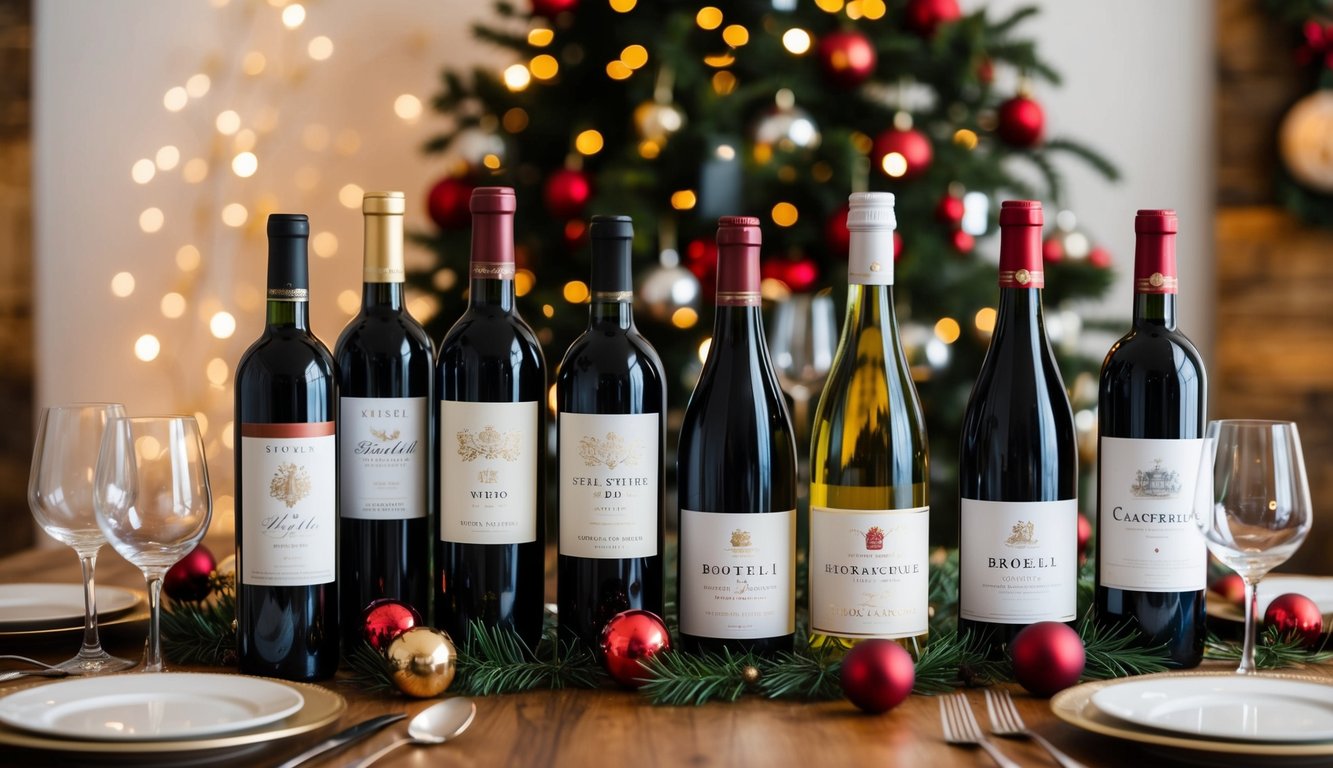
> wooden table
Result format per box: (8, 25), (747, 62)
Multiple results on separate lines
(0, 541), (1318, 767)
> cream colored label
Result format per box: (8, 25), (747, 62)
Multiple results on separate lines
(558, 412), (659, 559)
(240, 431), (336, 586)
(680, 509), (795, 639)
(810, 505), (928, 638)
(339, 397), (427, 520)
(959, 498), (1077, 623)
(439, 400), (538, 544)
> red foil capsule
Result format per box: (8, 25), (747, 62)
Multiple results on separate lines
(715, 216), (762, 307)
(1133, 209), (1178, 294)
(998, 200), (1044, 289)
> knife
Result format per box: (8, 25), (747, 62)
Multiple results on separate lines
(273, 713), (406, 768)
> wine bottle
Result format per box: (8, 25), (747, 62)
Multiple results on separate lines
(809, 192), (929, 655)
(435, 187), (546, 650)
(556, 215), (666, 652)
(1095, 209), (1207, 667)
(235, 213), (339, 680)
(677, 216), (796, 656)
(958, 200), (1077, 653)
(335, 191), (435, 647)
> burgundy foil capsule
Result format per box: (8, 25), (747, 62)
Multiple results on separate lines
(1133, 209), (1178, 294)
(469, 186), (517, 280)
(715, 216), (762, 307)
(998, 200), (1044, 289)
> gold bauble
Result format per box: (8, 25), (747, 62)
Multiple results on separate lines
(386, 627), (457, 698)
(1279, 90), (1333, 193)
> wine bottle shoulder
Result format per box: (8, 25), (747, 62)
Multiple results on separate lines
(237, 329), (336, 380)
(334, 312), (435, 366)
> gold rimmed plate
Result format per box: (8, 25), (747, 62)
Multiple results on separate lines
(0, 590), (149, 645)
(1206, 574), (1333, 628)
(0, 584), (141, 631)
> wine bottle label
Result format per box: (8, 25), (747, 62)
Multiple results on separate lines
(239, 422), (336, 586)
(809, 505), (928, 638)
(438, 400), (538, 544)
(339, 396), (427, 520)
(1098, 437), (1206, 592)
(558, 412), (659, 559)
(679, 509), (795, 639)
(959, 498), (1077, 623)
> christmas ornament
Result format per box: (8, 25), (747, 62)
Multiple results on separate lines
(1045, 210), (1095, 263)
(543, 168), (592, 219)
(214, 553), (236, 579)
(427, 177), (473, 230)
(950, 230), (975, 255)
(599, 609), (671, 688)
(1210, 573), (1246, 606)
(1278, 90), (1333, 193)
(1010, 621), (1085, 697)
(904, 0), (961, 38)
(1077, 514), (1092, 565)
(163, 543), (216, 602)
(362, 598), (423, 653)
(762, 256), (820, 293)
(529, 0), (577, 18)
(386, 627), (457, 698)
(753, 90), (821, 152)
(976, 56), (995, 84)
(742, 665), (761, 685)
(446, 125), (507, 174)
(873, 127), (933, 181)
(825, 204), (851, 255)
(935, 194), (965, 228)
(893, 231), (904, 262)
(817, 30), (877, 89)
(1265, 593), (1325, 648)
(1088, 246), (1112, 269)
(634, 100), (687, 143)
(997, 94), (1045, 147)
(1042, 236), (1065, 264)
(839, 639), (915, 714)
(640, 262), (701, 321)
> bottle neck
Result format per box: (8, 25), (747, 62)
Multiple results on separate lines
(590, 297), (633, 329)
(994, 286), (1044, 340)
(267, 298), (310, 330)
(362, 282), (405, 311)
(1132, 230), (1179, 329)
(469, 276), (515, 311)
(266, 234), (310, 330)
(846, 283), (897, 331)
(589, 234), (634, 330)
(468, 210), (517, 311)
(712, 304), (767, 349)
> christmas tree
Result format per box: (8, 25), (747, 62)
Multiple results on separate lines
(409, 0), (1117, 544)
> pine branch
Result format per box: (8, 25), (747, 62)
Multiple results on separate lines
(757, 646), (843, 701)
(1205, 627), (1333, 669)
(989, 6), (1042, 37)
(161, 577), (236, 666)
(1077, 614), (1172, 680)
(454, 620), (601, 696)
(913, 631), (1001, 694)
(344, 641), (398, 694)
(1024, 150), (1065, 205)
(638, 649), (757, 706)
(1043, 138), (1121, 181)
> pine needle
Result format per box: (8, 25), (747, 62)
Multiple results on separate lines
(1077, 615), (1172, 680)
(638, 649), (757, 706)
(454, 620), (601, 696)
(757, 646), (843, 701)
(344, 640), (397, 694)
(1205, 627), (1333, 669)
(161, 576), (237, 667)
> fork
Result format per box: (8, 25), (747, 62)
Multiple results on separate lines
(985, 688), (1087, 768)
(939, 693), (1021, 768)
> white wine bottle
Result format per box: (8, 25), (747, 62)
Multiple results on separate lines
(809, 192), (929, 655)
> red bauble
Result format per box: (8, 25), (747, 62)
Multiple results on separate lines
(427, 177), (473, 231)
(904, 0), (961, 38)
(873, 128), (933, 181)
(786, 259), (819, 293)
(840, 639), (915, 714)
(164, 544), (216, 602)
(1088, 246), (1112, 269)
(600, 609), (671, 688)
(950, 230), (974, 254)
(1042, 237), (1065, 264)
(976, 56), (995, 85)
(893, 231), (904, 262)
(362, 598), (423, 653)
(1011, 622), (1085, 697)
(1265, 593), (1325, 648)
(543, 168), (592, 220)
(997, 95), (1046, 148)
(825, 204), (851, 256)
(817, 31), (877, 89)
(1210, 573), (1246, 606)
(935, 194), (965, 228)
(530, 0), (577, 17)
(1076, 514), (1092, 564)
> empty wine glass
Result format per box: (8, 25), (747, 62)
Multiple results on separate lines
(94, 416), (212, 672)
(1195, 419), (1312, 674)
(27, 404), (136, 675)
(769, 289), (839, 443)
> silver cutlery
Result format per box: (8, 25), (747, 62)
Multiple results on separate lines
(940, 692), (1021, 768)
(985, 688), (1088, 768)
(349, 697), (476, 768)
(0, 668), (70, 683)
(273, 713), (406, 768)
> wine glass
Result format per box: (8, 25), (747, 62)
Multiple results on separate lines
(27, 404), (136, 674)
(769, 289), (839, 444)
(94, 416), (212, 672)
(1195, 419), (1312, 674)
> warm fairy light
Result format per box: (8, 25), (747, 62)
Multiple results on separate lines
(703, 52), (735, 68)
(812, 162), (833, 182)
(182, 158), (208, 183)
(609, 0), (636, 11)
(186, 73), (211, 98)
(302, 124), (330, 151)
(406, 292), (439, 323)
(715, 144), (736, 160)
(606, 60), (633, 80)
(156, 145), (180, 170)
(862, 0), (887, 20)
(563, 280), (590, 303)
(306, 231), (335, 258)
(547, 383), (558, 415)
(176, 245), (201, 271)
(338, 183), (364, 208)
(953, 129), (979, 150)
(482, 153), (502, 170)
(722, 24), (749, 47)
(194, 412), (209, 436)
(110, 272), (135, 298)
(220, 422), (234, 450)
(514, 269), (535, 297)
(139, 207), (165, 233)
(221, 203), (248, 227)
(639, 140), (661, 159)
(131, 159), (155, 184)
(234, 129), (257, 152)
(503, 108), (529, 133)
(281, 3), (305, 28)
(671, 307), (698, 329)
(1075, 409), (1095, 433)
(575, 129), (604, 155)
(565, 220), (586, 242)
(136, 436), (162, 460)
(850, 131), (873, 154)
(307, 35), (333, 60)
(528, 28), (554, 47)
(216, 110), (241, 135)
(711, 71), (737, 94)
(530, 54), (559, 80)
(771, 202), (798, 227)
(542, 304), (555, 318)
(134, 334), (161, 362)
(696, 7), (723, 29)
(394, 94), (423, 121)
(782, 28), (812, 54)
(232, 151), (258, 178)
(671, 189), (697, 210)
(974, 307), (997, 334)
(698, 338), (712, 363)
(433, 268), (458, 292)
(753, 143), (773, 164)
(815, 0), (844, 12)
(209, 311), (237, 339)
(845, 0), (865, 19)
(206, 358), (229, 386)
(161, 292), (186, 318)
(882, 152), (908, 177)
(621, 45), (648, 69)
(760, 278), (790, 301)
(503, 64), (532, 91)
(935, 317), (961, 344)
(337, 289), (360, 315)
(163, 86), (188, 112)
(242, 51), (267, 76)
(778, 165), (797, 183)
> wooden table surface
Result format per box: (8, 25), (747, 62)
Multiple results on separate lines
(0, 540), (1325, 767)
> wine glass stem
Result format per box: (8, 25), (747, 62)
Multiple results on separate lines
(144, 573), (165, 672)
(75, 550), (105, 659)
(1239, 577), (1259, 675)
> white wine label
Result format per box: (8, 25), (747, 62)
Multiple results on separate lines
(847, 229), (895, 286)
(1098, 436), (1206, 592)
(340, 396), (427, 520)
(239, 423), (336, 587)
(558, 412), (659, 559)
(680, 509), (795, 639)
(810, 505), (929, 638)
(439, 400), (538, 544)
(959, 498), (1077, 623)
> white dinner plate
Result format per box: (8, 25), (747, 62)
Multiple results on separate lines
(1091, 674), (1333, 743)
(0, 583), (140, 630)
(1208, 574), (1333, 627)
(0, 673), (305, 741)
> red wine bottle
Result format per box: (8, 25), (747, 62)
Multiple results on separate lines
(958, 200), (1077, 653)
(335, 192), (434, 647)
(677, 216), (796, 656)
(1095, 209), (1207, 667)
(435, 187), (546, 650)
(556, 215), (666, 651)
(235, 213), (339, 680)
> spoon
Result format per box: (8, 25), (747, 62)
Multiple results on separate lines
(350, 697), (476, 768)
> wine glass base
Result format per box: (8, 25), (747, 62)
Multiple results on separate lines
(54, 653), (136, 676)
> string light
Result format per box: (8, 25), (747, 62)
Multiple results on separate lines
(216, 110), (241, 135)
(563, 280), (590, 303)
(606, 60), (632, 80)
(609, 0), (636, 11)
(934, 317), (961, 344)
(782, 29), (811, 55)
(220, 423), (234, 450)
(703, 52), (735, 68)
(338, 183), (364, 208)
(206, 358), (229, 386)
(234, 128), (257, 151)
(620, 45), (648, 69)
(232, 151), (258, 178)
(131, 159), (156, 184)
(139, 207), (165, 233)
(176, 245), (201, 271)
(337, 289), (360, 314)
(280, 3), (305, 28)
(846, 0), (865, 19)
(953, 129), (979, 150)
(242, 51), (266, 76)
(504, 64), (532, 91)
(696, 7), (723, 29)
(312, 231), (338, 258)
(882, 152), (908, 177)
(307, 35), (333, 60)
(698, 338), (712, 363)
(515, 269), (535, 297)
(482, 154), (501, 170)
(771, 202), (798, 227)
(221, 203), (248, 227)
(182, 158), (208, 183)
(711, 71), (737, 94)
(671, 307), (698, 328)
(393, 94), (422, 121)
(161, 292), (187, 318)
(433, 268), (458, 292)
(134, 334), (161, 362)
(185, 74), (211, 98)
(639, 140), (661, 159)
(575, 129), (604, 155)
(974, 307), (997, 333)
(209, 311), (237, 339)
(815, 0), (844, 12)
(503, 108), (529, 133)
(542, 304), (554, 318)
(722, 25), (749, 47)
(529, 54), (558, 80)
(528, 28), (554, 47)
(156, 145), (180, 170)
(163, 87), (188, 112)
(110, 272), (136, 297)
(862, 0), (887, 19)
(671, 190), (697, 210)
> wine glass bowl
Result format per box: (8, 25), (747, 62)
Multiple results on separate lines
(768, 290), (838, 442)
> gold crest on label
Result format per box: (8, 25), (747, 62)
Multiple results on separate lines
(1149, 272), (1165, 287)
(869, 262), (882, 272)
(456, 424), (522, 462)
(730, 529), (752, 548)
(579, 432), (642, 469)
(369, 427), (401, 442)
(269, 462), (312, 508)
(477, 469), (498, 484)
(1015, 269), (1031, 285)
(1005, 520), (1037, 546)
